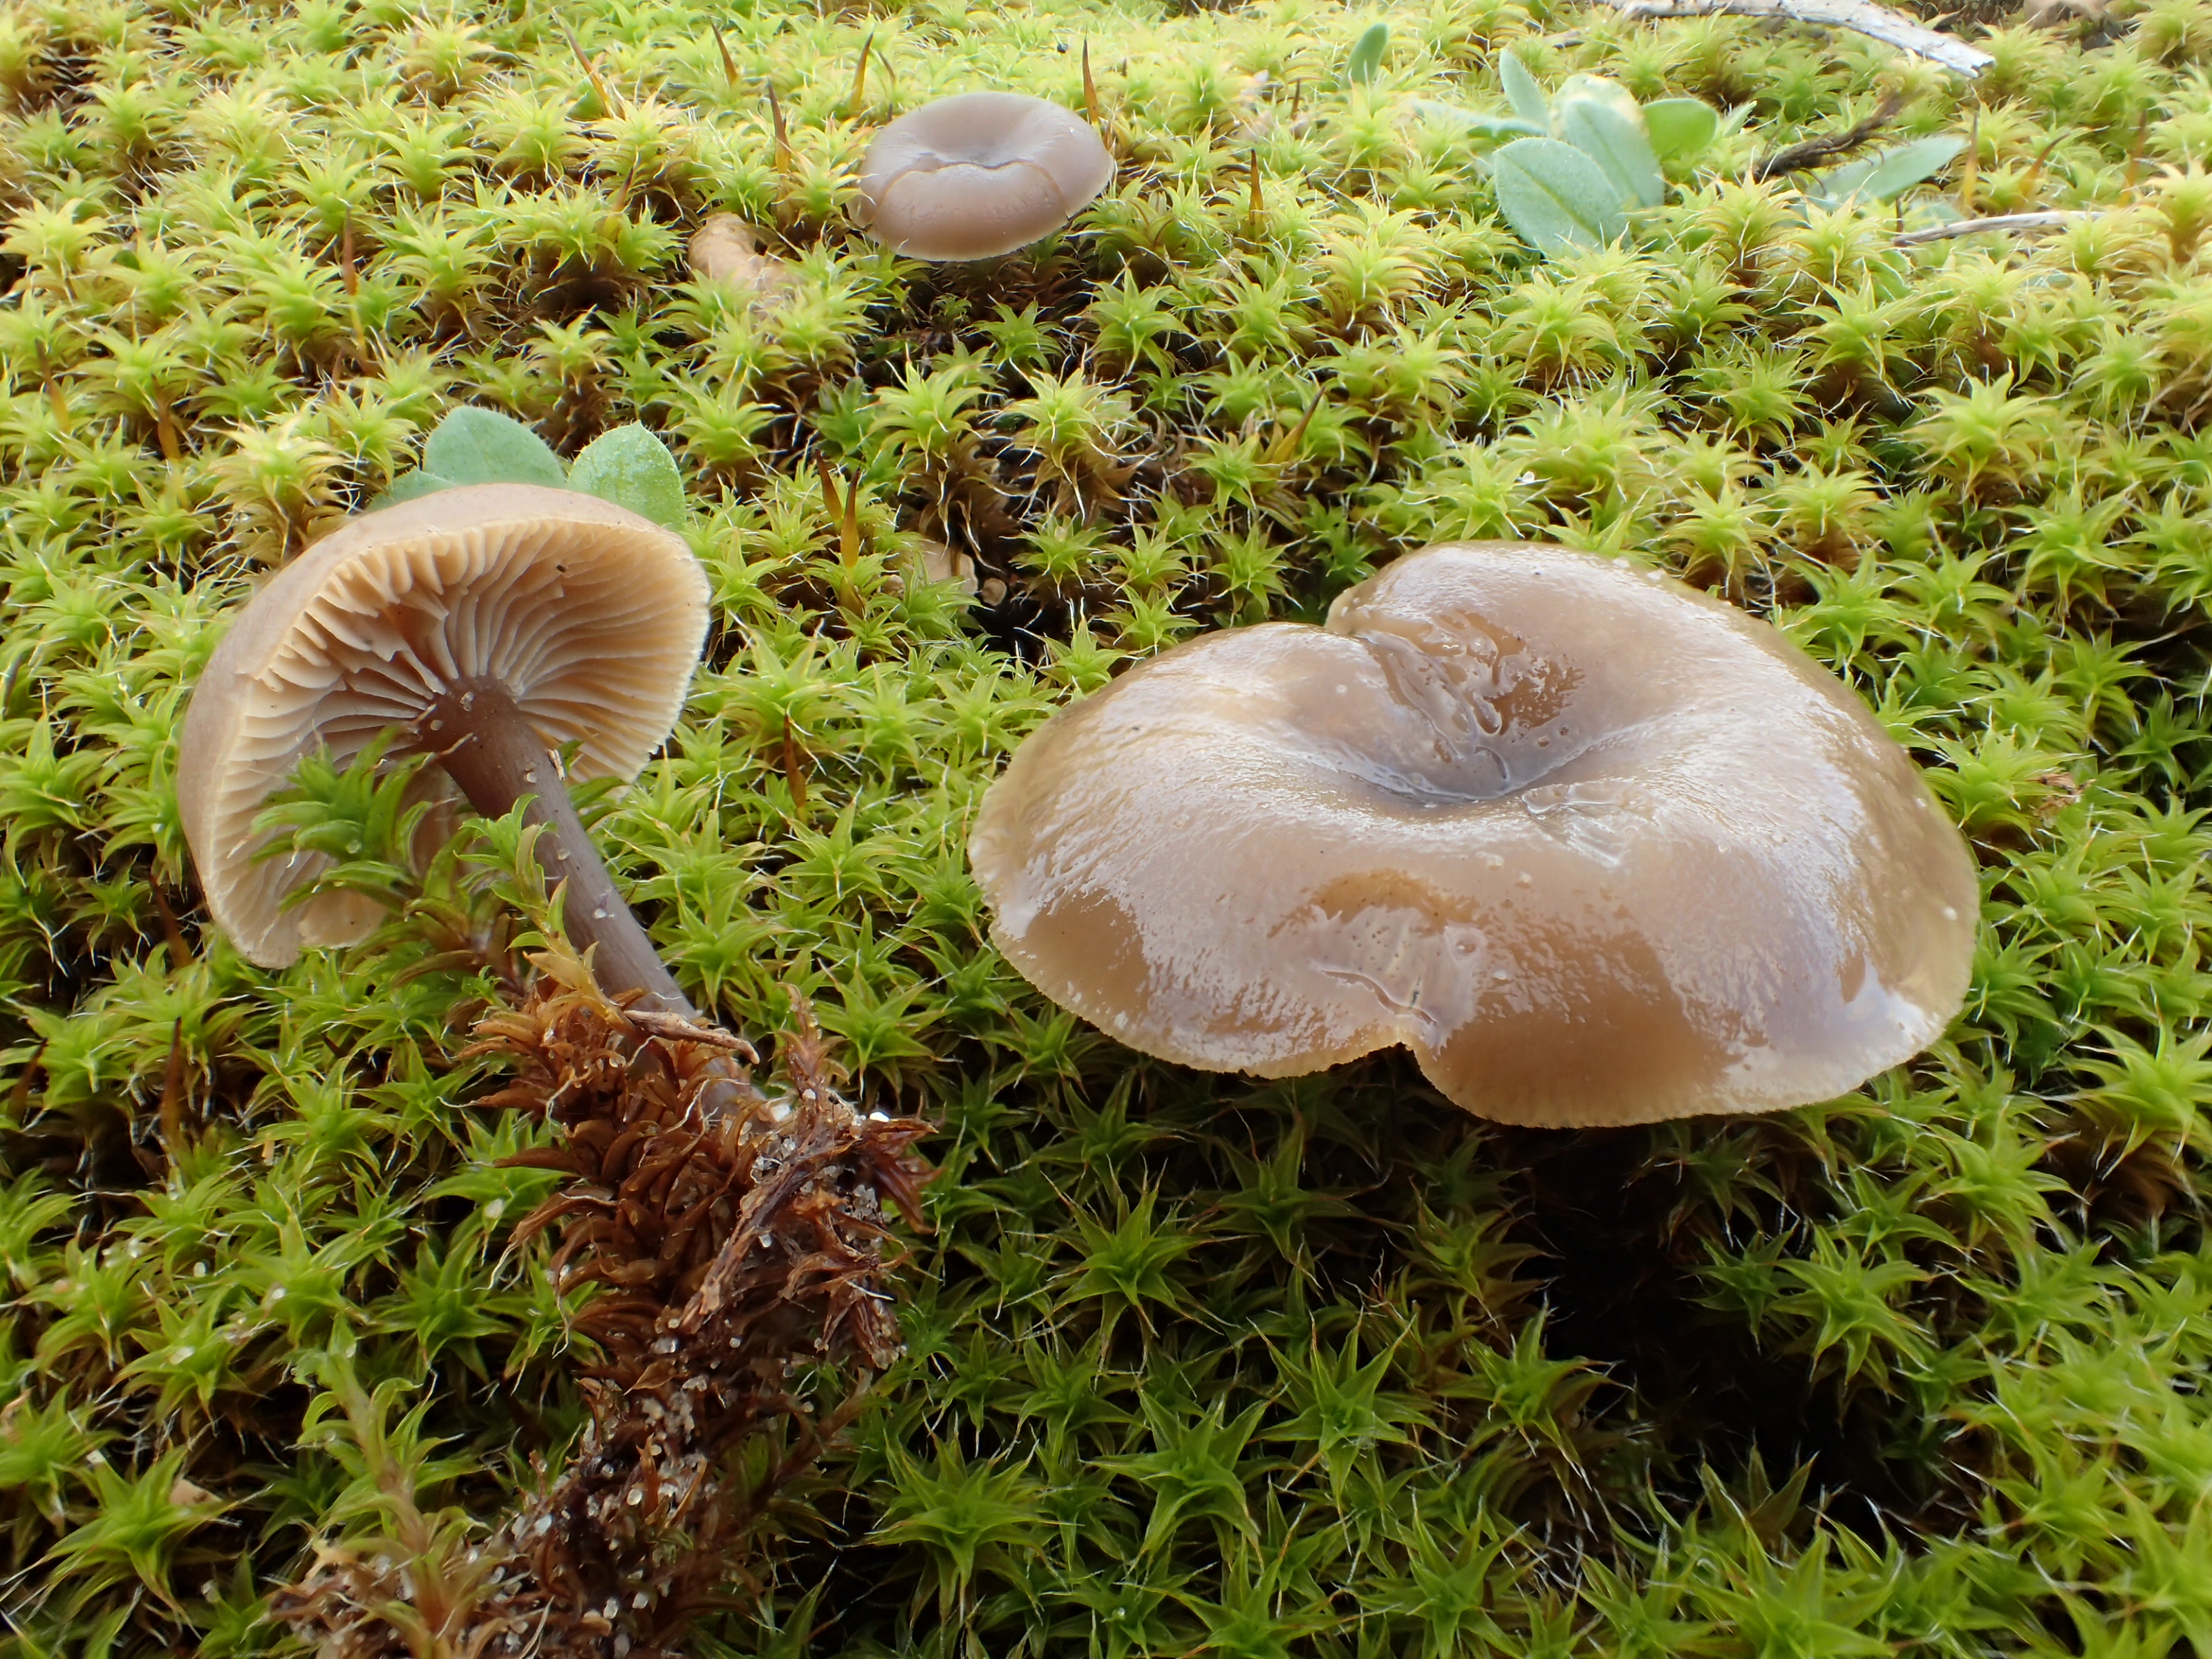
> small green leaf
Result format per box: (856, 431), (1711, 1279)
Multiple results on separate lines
(1489, 136), (1626, 257)
(565, 423), (688, 529)
(1560, 97), (1665, 209)
(1500, 53), (1548, 128)
(420, 406), (568, 490)
(1812, 135), (1967, 206)
(1346, 21), (1389, 86)
(1857, 134), (1968, 203)
(1403, 100), (1544, 140)
(1643, 97), (1720, 164)
(1553, 74), (1642, 124)
(370, 471), (461, 509)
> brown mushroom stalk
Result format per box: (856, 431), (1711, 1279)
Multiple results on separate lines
(411, 678), (693, 1016)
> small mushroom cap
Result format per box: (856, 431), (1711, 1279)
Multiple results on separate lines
(853, 91), (1114, 261)
(178, 483), (708, 968)
(970, 543), (1979, 1128)
(687, 213), (794, 308)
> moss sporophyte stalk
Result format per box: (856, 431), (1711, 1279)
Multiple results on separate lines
(10, 0), (2212, 1653)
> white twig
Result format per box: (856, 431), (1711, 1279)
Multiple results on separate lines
(1597, 0), (1994, 76)
(1895, 210), (2081, 245)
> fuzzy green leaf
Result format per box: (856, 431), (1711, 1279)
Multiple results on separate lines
(565, 422), (688, 528)
(1860, 134), (1968, 200)
(370, 470), (461, 509)
(1559, 97), (1664, 209)
(1642, 97), (1721, 164)
(1553, 73), (1642, 123)
(1403, 100), (1544, 140)
(1489, 137), (1626, 256)
(1345, 21), (1388, 86)
(419, 406), (568, 490)
(1815, 135), (1967, 206)
(1500, 52), (1547, 127)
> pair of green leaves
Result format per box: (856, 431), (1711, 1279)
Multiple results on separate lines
(1487, 66), (1718, 258)
(375, 407), (690, 531)
(1485, 57), (1966, 260)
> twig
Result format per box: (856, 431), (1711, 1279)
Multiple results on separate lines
(1893, 209), (2080, 245)
(626, 1008), (759, 1058)
(765, 79), (793, 176)
(1958, 104), (1980, 216)
(848, 30), (874, 113)
(1751, 91), (1904, 180)
(558, 21), (622, 118)
(1595, 0), (1994, 77)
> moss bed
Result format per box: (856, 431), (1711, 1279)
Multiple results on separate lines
(6, 0), (2212, 1649)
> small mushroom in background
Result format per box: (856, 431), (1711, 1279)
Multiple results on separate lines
(851, 91), (1115, 261)
(969, 541), (1980, 1130)
(178, 483), (715, 1024)
(687, 212), (795, 308)
(911, 534), (979, 599)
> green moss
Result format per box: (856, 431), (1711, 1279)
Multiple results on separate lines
(4, 0), (2212, 1650)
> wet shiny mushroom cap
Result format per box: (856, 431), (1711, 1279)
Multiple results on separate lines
(969, 541), (1979, 1128)
(178, 483), (708, 968)
(852, 91), (1114, 261)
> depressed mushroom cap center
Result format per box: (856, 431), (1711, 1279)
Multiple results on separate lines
(854, 91), (1114, 261)
(969, 541), (1980, 1128)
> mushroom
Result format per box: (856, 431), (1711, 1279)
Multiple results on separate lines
(687, 213), (795, 308)
(852, 91), (1115, 261)
(968, 541), (1979, 1129)
(178, 482), (711, 1020)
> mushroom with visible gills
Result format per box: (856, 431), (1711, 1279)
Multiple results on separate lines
(969, 541), (1980, 1129)
(852, 91), (1115, 261)
(178, 482), (713, 1021)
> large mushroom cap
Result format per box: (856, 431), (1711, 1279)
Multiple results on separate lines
(970, 542), (1979, 1128)
(178, 482), (709, 968)
(853, 91), (1114, 261)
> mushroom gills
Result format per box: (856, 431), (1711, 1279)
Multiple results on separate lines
(178, 484), (713, 1016)
(413, 678), (694, 1017)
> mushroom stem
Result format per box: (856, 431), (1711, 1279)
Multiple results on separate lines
(414, 680), (697, 1020)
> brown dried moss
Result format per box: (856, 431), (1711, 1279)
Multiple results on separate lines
(274, 961), (932, 1658)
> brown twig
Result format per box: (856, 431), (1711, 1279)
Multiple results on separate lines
(1958, 104), (1980, 217)
(1268, 391), (1322, 466)
(781, 714), (810, 812)
(1893, 209), (2081, 246)
(157, 1020), (191, 1154)
(1751, 91), (1904, 182)
(849, 30), (874, 114)
(10, 1041), (46, 1123)
(1595, 0), (1992, 75)
(148, 881), (193, 962)
(766, 80), (794, 176)
(559, 21), (621, 118)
